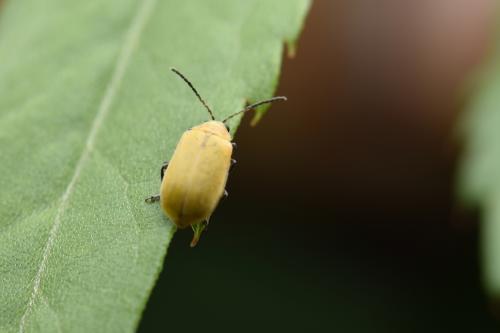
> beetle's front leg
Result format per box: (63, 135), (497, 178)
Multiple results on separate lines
(160, 161), (169, 180)
(145, 161), (169, 202)
(229, 158), (236, 173)
(222, 159), (236, 199)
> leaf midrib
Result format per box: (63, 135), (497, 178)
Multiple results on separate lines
(17, 0), (158, 331)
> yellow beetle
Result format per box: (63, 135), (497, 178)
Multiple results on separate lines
(146, 68), (286, 247)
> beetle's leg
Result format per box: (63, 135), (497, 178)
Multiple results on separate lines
(219, 189), (229, 202)
(145, 195), (160, 203)
(160, 161), (169, 180)
(202, 219), (209, 234)
(229, 159), (237, 173)
(231, 142), (237, 149)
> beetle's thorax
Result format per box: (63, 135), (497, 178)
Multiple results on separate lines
(191, 121), (231, 141)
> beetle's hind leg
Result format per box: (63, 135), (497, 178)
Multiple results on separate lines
(145, 195), (160, 203)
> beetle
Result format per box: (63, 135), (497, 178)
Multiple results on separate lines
(146, 68), (286, 247)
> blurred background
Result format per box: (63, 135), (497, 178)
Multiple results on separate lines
(139, 1), (500, 331)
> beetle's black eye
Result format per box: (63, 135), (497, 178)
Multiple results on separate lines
(225, 124), (230, 132)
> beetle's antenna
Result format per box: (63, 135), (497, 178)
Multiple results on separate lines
(171, 68), (215, 120)
(222, 96), (287, 123)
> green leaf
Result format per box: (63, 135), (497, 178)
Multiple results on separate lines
(458, 64), (500, 207)
(0, 0), (310, 332)
(458, 28), (500, 297)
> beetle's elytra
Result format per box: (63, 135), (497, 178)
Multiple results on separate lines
(146, 68), (286, 247)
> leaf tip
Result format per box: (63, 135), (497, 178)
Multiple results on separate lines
(190, 222), (206, 247)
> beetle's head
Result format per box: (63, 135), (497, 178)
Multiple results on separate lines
(192, 121), (231, 141)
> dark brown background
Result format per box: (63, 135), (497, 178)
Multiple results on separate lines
(139, 1), (500, 331)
